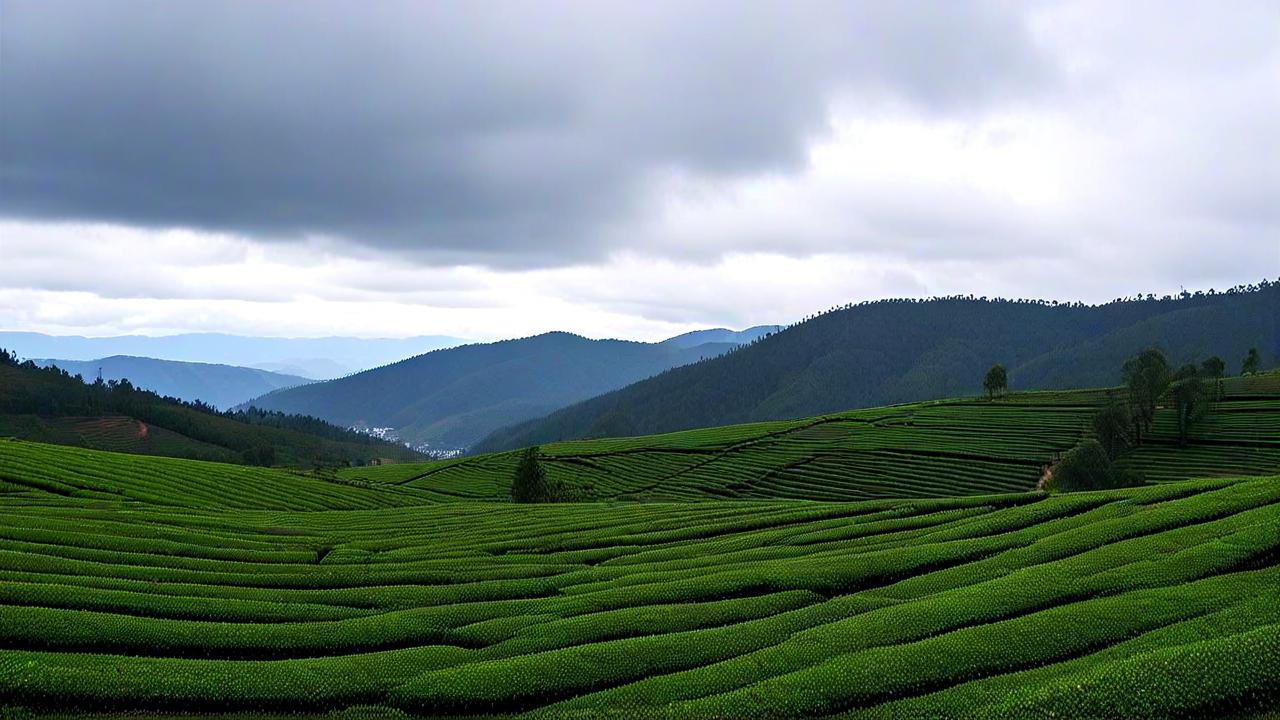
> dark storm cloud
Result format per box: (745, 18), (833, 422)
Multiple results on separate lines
(0, 1), (1052, 265)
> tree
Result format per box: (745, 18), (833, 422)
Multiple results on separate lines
(1171, 364), (1208, 447)
(511, 446), (563, 503)
(1242, 347), (1260, 375)
(983, 363), (1008, 400)
(1200, 356), (1225, 379)
(1044, 439), (1142, 492)
(1091, 400), (1134, 460)
(1201, 355), (1226, 401)
(1121, 348), (1171, 443)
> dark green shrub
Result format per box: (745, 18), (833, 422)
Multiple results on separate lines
(511, 446), (566, 503)
(1046, 439), (1141, 492)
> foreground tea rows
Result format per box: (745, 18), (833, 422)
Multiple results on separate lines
(0, 465), (1276, 717)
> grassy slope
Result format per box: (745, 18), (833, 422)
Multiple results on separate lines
(341, 373), (1280, 502)
(0, 374), (1276, 717)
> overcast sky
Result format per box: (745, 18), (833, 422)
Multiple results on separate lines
(1, 0), (1277, 341)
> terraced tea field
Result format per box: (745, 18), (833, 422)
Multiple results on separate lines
(0, 374), (1276, 718)
(346, 375), (1280, 501)
(0, 468), (1276, 718)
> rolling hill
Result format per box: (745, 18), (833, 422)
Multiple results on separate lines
(0, 371), (1276, 717)
(241, 331), (749, 450)
(36, 355), (311, 410)
(476, 281), (1278, 452)
(0, 353), (419, 467)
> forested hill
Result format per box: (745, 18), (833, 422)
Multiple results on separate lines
(475, 281), (1278, 452)
(0, 351), (420, 467)
(240, 332), (740, 450)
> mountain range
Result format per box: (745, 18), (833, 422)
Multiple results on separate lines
(35, 356), (311, 411)
(240, 331), (763, 449)
(0, 332), (466, 379)
(475, 282), (1278, 452)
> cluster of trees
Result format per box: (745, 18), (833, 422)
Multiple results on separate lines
(0, 350), (415, 467)
(1046, 345), (1261, 493)
(1045, 439), (1143, 493)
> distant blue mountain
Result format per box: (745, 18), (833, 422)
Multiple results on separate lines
(36, 356), (313, 410)
(0, 332), (466, 379)
(660, 325), (782, 349)
(242, 331), (761, 450)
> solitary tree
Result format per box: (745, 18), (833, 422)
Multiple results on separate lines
(511, 446), (549, 503)
(1242, 347), (1260, 375)
(1200, 356), (1225, 379)
(1091, 400), (1134, 459)
(1122, 348), (1171, 442)
(1200, 356), (1225, 401)
(983, 363), (1008, 400)
(1171, 364), (1209, 447)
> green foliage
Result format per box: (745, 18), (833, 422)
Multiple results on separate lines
(1122, 347), (1172, 441)
(1091, 399), (1134, 459)
(1045, 439), (1141, 492)
(509, 445), (555, 502)
(983, 363), (1008, 399)
(1171, 364), (1210, 447)
(1201, 355), (1226, 378)
(585, 410), (638, 439)
(1243, 346), (1261, 374)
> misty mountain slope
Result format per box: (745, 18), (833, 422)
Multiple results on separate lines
(241, 332), (740, 448)
(1, 332), (465, 379)
(659, 325), (781, 349)
(37, 356), (311, 410)
(475, 283), (1277, 452)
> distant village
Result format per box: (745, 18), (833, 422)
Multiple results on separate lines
(348, 423), (464, 458)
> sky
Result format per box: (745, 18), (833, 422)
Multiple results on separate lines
(1, 0), (1277, 342)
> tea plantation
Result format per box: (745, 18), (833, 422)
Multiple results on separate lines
(0, 374), (1277, 718)
(343, 374), (1280, 501)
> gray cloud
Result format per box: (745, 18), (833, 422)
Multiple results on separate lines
(0, 1), (1053, 266)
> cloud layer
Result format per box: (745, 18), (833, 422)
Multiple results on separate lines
(2, 1), (1053, 264)
(0, 1), (1276, 339)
